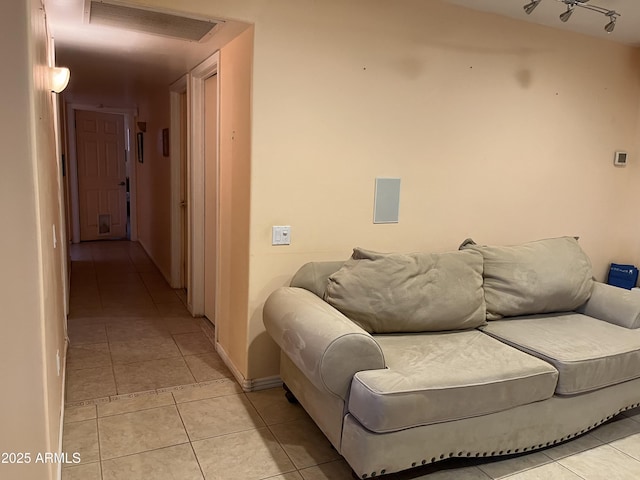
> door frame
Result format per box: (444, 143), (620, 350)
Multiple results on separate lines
(170, 75), (189, 289)
(186, 52), (220, 317)
(66, 104), (138, 243)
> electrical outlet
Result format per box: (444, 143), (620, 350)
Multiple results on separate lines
(52, 224), (57, 249)
(56, 350), (61, 376)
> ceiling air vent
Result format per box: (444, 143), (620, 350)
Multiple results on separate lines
(87, 1), (220, 42)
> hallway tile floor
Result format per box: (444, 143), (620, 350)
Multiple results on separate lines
(65, 242), (227, 404)
(62, 241), (640, 479)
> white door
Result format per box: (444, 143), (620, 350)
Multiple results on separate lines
(76, 110), (127, 240)
(204, 74), (218, 321)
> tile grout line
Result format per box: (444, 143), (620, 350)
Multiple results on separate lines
(477, 449), (556, 480)
(263, 418), (301, 475)
(105, 430), (191, 457)
(625, 412), (640, 425)
(189, 440), (208, 480)
(105, 320), (120, 399)
(182, 347), (204, 384)
(604, 437), (640, 464)
(94, 415), (104, 480)
(172, 396), (208, 479)
(101, 441), (194, 465)
(554, 458), (592, 480)
(65, 378), (239, 408)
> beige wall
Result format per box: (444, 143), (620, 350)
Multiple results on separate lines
(217, 27), (254, 375)
(135, 85), (173, 280)
(0, 1), (67, 478)
(245, 1), (640, 378)
(96, 0), (640, 381)
(32, 3), (68, 475)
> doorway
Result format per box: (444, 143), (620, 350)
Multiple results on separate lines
(173, 52), (219, 318)
(75, 110), (127, 240)
(67, 104), (137, 244)
(204, 73), (218, 322)
(170, 76), (190, 295)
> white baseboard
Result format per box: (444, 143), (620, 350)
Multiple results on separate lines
(215, 342), (282, 392)
(248, 375), (283, 391)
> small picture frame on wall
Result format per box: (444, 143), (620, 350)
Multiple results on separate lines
(137, 132), (144, 163)
(162, 128), (170, 157)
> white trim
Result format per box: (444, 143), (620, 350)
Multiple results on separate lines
(56, 338), (68, 480)
(249, 376), (284, 392)
(65, 104), (138, 243)
(189, 53), (219, 316)
(66, 109), (80, 243)
(52, 96), (70, 320)
(169, 75), (189, 289)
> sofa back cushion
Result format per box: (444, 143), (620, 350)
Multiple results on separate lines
(290, 261), (345, 298)
(461, 237), (593, 320)
(323, 247), (486, 333)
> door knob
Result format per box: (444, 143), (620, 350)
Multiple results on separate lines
(118, 181), (126, 186)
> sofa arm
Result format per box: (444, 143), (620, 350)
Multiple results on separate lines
(576, 282), (640, 329)
(263, 287), (385, 400)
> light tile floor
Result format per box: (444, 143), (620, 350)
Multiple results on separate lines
(62, 241), (640, 479)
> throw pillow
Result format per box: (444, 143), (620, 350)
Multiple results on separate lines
(323, 247), (486, 333)
(461, 237), (593, 320)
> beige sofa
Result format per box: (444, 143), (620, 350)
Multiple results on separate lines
(263, 237), (640, 478)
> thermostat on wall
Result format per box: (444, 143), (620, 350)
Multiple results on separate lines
(614, 151), (628, 166)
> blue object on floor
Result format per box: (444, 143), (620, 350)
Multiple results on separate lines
(607, 263), (639, 290)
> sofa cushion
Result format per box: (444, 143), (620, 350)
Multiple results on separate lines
(348, 330), (558, 432)
(290, 261), (345, 298)
(461, 237), (593, 320)
(323, 248), (486, 333)
(577, 282), (640, 329)
(482, 313), (640, 395)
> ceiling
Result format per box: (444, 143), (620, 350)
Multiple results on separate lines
(45, 0), (639, 99)
(45, 0), (250, 95)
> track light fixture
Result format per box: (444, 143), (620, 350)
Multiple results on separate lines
(604, 18), (616, 33)
(559, 6), (574, 22)
(523, 0), (621, 34)
(523, 0), (541, 15)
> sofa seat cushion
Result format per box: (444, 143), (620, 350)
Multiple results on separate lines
(482, 313), (640, 395)
(348, 330), (558, 433)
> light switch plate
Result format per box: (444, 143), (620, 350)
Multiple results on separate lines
(272, 226), (291, 245)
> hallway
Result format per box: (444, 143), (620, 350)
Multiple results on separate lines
(61, 241), (346, 479)
(65, 241), (229, 402)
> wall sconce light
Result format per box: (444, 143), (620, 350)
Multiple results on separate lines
(523, 0), (621, 33)
(50, 67), (71, 93)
